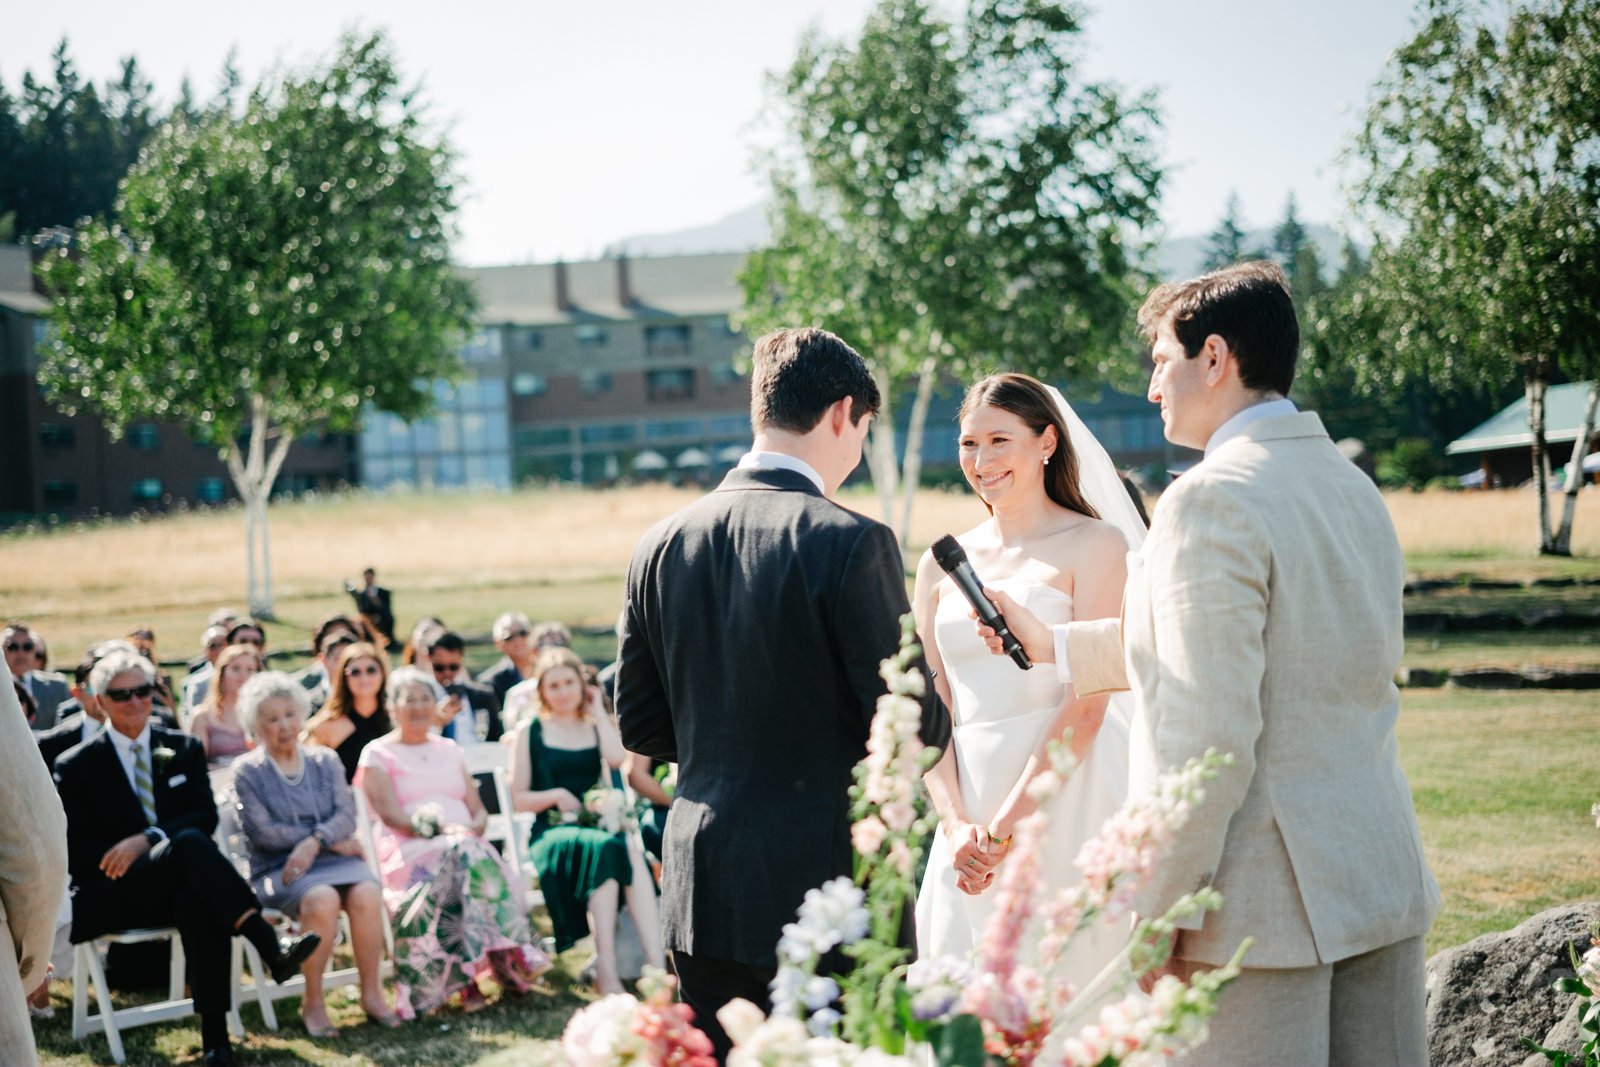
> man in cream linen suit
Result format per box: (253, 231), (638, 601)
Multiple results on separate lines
(984, 262), (1438, 1066)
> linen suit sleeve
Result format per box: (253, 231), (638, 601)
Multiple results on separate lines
(1131, 481), (1269, 925)
(617, 543), (677, 762)
(833, 523), (951, 753)
(0, 675), (69, 992)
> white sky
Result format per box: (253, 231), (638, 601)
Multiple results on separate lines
(4, 0), (1419, 266)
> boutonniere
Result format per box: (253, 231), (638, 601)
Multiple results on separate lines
(152, 746), (177, 768)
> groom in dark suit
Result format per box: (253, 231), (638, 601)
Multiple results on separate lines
(617, 326), (951, 1060)
(54, 649), (318, 1066)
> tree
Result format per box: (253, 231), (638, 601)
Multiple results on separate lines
(1344, 0), (1600, 554)
(1203, 192), (1250, 270)
(37, 30), (475, 614)
(740, 0), (1163, 542)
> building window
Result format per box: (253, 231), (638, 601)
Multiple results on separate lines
(460, 328), (503, 364)
(524, 330), (543, 350)
(644, 418), (701, 441)
(646, 368), (696, 403)
(40, 423), (76, 449)
(645, 323), (691, 359)
(575, 324), (609, 347)
(41, 480), (77, 507)
(579, 370), (613, 396)
(127, 424), (160, 451)
(194, 477), (226, 504)
(512, 372), (548, 397)
(515, 425), (574, 450)
(710, 363), (742, 387)
(131, 478), (163, 504)
(580, 422), (636, 445)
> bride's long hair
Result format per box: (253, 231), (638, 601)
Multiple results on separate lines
(958, 373), (1101, 520)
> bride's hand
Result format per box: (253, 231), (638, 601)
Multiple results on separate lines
(949, 822), (1001, 894)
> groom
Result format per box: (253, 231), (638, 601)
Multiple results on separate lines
(982, 262), (1438, 1066)
(617, 326), (949, 1061)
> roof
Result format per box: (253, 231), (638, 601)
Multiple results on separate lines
(0, 290), (47, 314)
(1446, 381), (1599, 454)
(460, 252), (746, 325)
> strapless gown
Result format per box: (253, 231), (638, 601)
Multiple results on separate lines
(914, 577), (1131, 991)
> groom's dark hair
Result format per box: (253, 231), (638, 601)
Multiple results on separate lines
(1137, 260), (1299, 396)
(749, 327), (881, 433)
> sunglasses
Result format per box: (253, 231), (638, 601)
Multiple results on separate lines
(5, 640), (36, 653)
(104, 683), (156, 703)
(503, 629), (529, 640)
(431, 662), (463, 675)
(344, 664), (381, 677)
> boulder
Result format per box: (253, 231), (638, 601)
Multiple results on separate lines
(1426, 902), (1600, 1067)
(1450, 668), (1526, 690)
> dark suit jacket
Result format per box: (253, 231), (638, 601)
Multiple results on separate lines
(617, 467), (951, 966)
(37, 712), (97, 772)
(23, 671), (71, 731)
(478, 657), (523, 712)
(54, 724), (218, 941)
(442, 680), (503, 743)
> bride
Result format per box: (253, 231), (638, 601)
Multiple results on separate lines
(913, 372), (1148, 990)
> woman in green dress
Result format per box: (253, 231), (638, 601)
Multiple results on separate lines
(506, 648), (663, 993)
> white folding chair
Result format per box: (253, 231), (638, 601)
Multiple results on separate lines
(492, 764), (545, 910)
(71, 927), (244, 1065)
(460, 741), (513, 849)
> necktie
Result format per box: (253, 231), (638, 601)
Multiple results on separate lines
(132, 743), (157, 826)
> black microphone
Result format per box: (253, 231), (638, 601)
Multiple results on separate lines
(930, 535), (1032, 670)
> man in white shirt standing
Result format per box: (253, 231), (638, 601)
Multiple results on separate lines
(981, 262), (1438, 1066)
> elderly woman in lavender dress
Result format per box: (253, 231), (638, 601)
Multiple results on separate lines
(231, 671), (398, 1037)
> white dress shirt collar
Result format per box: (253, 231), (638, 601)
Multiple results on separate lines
(106, 721), (153, 787)
(737, 451), (826, 495)
(1205, 397), (1299, 458)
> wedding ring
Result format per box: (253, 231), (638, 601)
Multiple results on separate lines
(966, 858), (977, 868)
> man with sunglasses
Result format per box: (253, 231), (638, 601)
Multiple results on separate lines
(479, 611), (536, 711)
(4, 622), (70, 733)
(53, 649), (320, 1066)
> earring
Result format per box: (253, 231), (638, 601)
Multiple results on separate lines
(1043, 456), (1050, 467)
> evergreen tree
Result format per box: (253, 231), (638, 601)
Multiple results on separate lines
(1203, 192), (1248, 270)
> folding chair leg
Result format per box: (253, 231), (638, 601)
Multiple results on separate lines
(244, 939), (277, 1030)
(82, 942), (126, 1064)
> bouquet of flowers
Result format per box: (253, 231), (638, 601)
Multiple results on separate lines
(564, 969), (716, 1067)
(548, 786), (637, 834)
(562, 615), (1249, 1066)
(410, 802), (445, 839)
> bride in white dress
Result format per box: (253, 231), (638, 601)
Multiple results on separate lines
(913, 372), (1149, 992)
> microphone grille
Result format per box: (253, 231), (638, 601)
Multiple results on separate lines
(930, 535), (966, 572)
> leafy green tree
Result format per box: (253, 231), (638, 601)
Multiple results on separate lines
(740, 0), (1163, 540)
(1203, 191), (1250, 270)
(37, 31), (474, 614)
(1344, 0), (1600, 554)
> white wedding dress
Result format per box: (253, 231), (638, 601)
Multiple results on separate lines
(915, 575), (1131, 991)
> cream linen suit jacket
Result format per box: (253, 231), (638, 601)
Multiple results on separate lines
(1, 668), (70, 1063)
(1067, 412), (1439, 968)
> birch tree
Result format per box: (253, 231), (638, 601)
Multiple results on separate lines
(740, 0), (1162, 544)
(37, 31), (474, 612)
(1343, 0), (1600, 554)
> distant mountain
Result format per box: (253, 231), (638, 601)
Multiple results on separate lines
(612, 204), (1351, 281)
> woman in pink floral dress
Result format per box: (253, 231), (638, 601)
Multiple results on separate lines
(357, 667), (548, 1017)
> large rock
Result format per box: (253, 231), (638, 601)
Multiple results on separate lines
(1426, 903), (1600, 1066)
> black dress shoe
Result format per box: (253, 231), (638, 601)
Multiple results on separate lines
(203, 1044), (237, 1067)
(269, 931), (323, 983)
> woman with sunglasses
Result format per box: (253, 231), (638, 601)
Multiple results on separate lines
(303, 643), (391, 782)
(189, 643), (262, 767)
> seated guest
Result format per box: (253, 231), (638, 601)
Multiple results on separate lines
(506, 648), (664, 994)
(6, 621), (70, 731)
(37, 641), (128, 771)
(303, 643), (391, 782)
(182, 624), (231, 722)
(33, 633), (50, 672)
(427, 631), (501, 743)
(357, 667), (548, 1018)
(399, 617), (445, 667)
(14, 678), (36, 726)
(126, 625), (177, 710)
(189, 644), (261, 767)
(501, 620), (578, 726)
(532, 620), (572, 651)
(478, 612), (535, 710)
(226, 618), (267, 654)
(187, 609), (240, 674)
(231, 672), (397, 1036)
(294, 615), (369, 711)
(54, 649), (320, 1067)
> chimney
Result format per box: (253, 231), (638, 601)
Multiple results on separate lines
(554, 260), (573, 312)
(616, 253), (637, 308)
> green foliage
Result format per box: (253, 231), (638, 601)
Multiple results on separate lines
(35, 30), (475, 448)
(1203, 191), (1252, 271)
(1376, 437), (1439, 489)
(739, 0), (1164, 394)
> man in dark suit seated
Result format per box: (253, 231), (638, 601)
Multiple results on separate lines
(41, 642), (178, 771)
(5, 621), (71, 731)
(54, 649), (319, 1066)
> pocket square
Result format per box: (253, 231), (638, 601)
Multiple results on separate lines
(167, 773), (188, 787)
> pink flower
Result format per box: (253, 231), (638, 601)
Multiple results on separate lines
(851, 817), (888, 856)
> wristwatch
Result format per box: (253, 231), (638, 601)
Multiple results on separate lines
(309, 828), (327, 848)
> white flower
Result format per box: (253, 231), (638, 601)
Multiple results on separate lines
(717, 998), (767, 1046)
(561, 993), (642, 1067)
(906, 954), (971, 1021)
(807, 1006), (842, 1036)
(787, 878), (868, 957)
(727, 1016), (809, 1067)
(802, 975), (840, 1012)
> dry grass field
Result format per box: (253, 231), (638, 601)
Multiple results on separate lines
(2, 483), (1596, 662)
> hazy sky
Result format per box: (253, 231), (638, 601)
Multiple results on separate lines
(4, 1), (1419, 266)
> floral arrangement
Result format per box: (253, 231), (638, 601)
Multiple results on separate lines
(549, 786), (637, 834)
(562, 615), (1247, 1065)
(564, 969), (716, 1067)
(410, 802), (445, 839)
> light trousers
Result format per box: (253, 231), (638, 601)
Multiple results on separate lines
(1, 911), (41, 1067)
(1180, 935), (1428, 1067)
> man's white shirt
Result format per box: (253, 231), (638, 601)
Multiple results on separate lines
(737, 451), (826, 495)
(106, 722), (154, 793)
